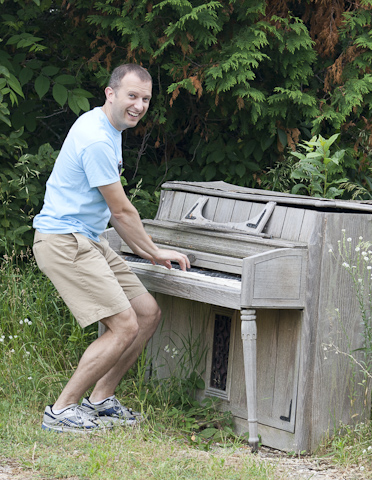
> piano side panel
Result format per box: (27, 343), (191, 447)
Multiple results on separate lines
(310, 212), (372, 450)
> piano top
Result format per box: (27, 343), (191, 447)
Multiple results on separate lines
(161, 181), (372, 213)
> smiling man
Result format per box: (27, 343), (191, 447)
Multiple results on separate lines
(32, 64), (190, 432)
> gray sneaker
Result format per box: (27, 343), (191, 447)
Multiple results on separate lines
(81, 396), (139, 426)
(42, 404), (106, 433)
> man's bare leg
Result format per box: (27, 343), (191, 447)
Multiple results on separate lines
(89, 293), (161, 402)
(53, 307), (139, 410)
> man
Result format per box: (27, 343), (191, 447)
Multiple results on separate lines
(33, 64), (190, 432)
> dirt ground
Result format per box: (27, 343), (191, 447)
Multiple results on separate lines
(0, 447), (368, 480)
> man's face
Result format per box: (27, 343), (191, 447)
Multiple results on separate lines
(105, 72), (152, 131)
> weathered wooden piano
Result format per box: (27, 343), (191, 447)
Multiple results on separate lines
(103, 180), (372, 452)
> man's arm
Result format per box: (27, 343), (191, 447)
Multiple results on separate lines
(99, 181), (190, 271)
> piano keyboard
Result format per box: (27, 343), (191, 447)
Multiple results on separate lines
(123, 254), (242, 289)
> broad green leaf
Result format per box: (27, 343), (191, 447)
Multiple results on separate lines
(8, 74), (24, 97)
(55, 74), (76, 85)
(42, 66), (60, 76)
(0, 66), (10, 78)
(53, 83), (68, 106)
(199, 428), (219, 439)
(68, 93), (81, 115)
(35, 75), (50, 99)
(235, 163), (246, 177)
(76, 96), (90, 112)
(19, 67), (33, 86)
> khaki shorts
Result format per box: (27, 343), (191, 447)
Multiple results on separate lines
(33, 231), (147, 328)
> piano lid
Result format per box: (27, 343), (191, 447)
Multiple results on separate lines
(161, 181), (372, 213)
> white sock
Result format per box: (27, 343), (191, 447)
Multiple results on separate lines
(89, 395), (115, 405)
(52, 404), (75, 415)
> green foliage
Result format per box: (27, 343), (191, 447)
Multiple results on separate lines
(3, 1), (372, 251)
(0, 141), (57, 254)
(289, 134), (348, 198)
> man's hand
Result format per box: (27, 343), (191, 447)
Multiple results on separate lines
(151, 249), (190, 271)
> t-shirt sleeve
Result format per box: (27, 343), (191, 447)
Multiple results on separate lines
(81, 141), (120, 188)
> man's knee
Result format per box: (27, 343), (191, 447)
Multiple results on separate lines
(101, 308), (139, 346)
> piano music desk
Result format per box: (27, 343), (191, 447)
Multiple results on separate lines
(101, 181), (372, 453)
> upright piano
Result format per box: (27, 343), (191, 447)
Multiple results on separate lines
(103, 180), (372, 452)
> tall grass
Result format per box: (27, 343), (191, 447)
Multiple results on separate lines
(1, 248), (372, 479)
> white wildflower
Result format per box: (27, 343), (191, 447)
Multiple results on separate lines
(347, 237), (352, 242)
(9, 335), (12, 340)
(368, 446), (372, 451)
(363, 449), (367, 454)
(19, 320), (23, 325)
(28, 376), (32, 380)
(358, 278), (363, 283)
(342, 229), (346, 232)
(164, 345), (170, 353)
(368, 266), (372, 270)
(355, 247), (360, 252)
(342, 262), (350, 268)
(335, 308), (339, 312)
(328, 248), (333, 253)
(10, 349), (15, 353)
(359, 236), (363, 240)
(360, 466), (365, 471)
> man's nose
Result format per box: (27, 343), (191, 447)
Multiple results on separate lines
(133, 98), (144, 110)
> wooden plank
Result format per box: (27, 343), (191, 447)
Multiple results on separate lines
(213, 197), (236, 223)
(156, 190), (175, 221)
(281, 207), (305, 242)
(263, 205), (286, 239)
(230, 199), (253, 223)
(166, 191), (187, 221)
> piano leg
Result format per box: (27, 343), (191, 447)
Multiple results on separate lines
(241, 308), (259, 452)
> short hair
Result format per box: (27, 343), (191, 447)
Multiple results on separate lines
(108, 64), (152, 90)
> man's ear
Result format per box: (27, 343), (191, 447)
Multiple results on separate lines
(104, 86), (115, 103)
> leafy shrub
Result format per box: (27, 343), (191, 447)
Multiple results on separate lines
(0, 141), (58, 254)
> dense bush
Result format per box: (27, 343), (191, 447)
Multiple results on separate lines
(1, 1), (372, 252)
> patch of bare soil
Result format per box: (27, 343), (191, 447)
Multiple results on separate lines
(257, 446), (367, 480)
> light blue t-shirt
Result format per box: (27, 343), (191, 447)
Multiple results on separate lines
(33, 107), (122, 241)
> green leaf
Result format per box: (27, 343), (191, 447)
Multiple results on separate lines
(199, 428), (219, 439)
(35, 75), (50, 99)
(42, 66), (60, 76)
(8, 74), (24, 97)
(235, 163), (246, 177)
(68, 93), (81, 115)
(55, 74), (76, 85)
(76, 96), (90, 112)
(53, 83), (68, 107)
